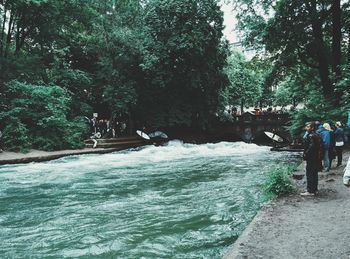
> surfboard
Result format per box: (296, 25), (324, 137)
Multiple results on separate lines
(264, 131), (284, 143)
(136, 130), (150, 140)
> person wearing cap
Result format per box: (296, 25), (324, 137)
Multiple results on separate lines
(301, 121), (322, 196)
(334, 121), (345, 166)
(323, 123), (336, 171)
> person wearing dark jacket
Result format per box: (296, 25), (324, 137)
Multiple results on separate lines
(302, 121), (322, 196)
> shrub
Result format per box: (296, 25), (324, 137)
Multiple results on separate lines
(0, 81), (89, 152)
(263, 166), (295, 199)
(2, 118), (32, 153)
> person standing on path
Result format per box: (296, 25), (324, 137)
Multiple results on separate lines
(323, 123), (335, 171)
(334, 121), (345, 167)
(301, 121), (322, 196)
(317, 123), (331, 172)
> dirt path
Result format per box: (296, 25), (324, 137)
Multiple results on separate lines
(224, 153), (350, 259)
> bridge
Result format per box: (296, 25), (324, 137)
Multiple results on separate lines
(210, 112), (291, 143)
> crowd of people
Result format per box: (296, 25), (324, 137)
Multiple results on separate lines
(302, 120), (348, 196)
(88, 115), (127, 139)
(230, 106), (289, 117)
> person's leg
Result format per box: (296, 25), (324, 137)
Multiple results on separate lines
(310, 163), (318, 193)
(305, 162), (318, 194)
(323, 149), (329, 172)
(336, 146), (343, 166)
(328, 148), (333, 170)
(306, 162), (312, 192)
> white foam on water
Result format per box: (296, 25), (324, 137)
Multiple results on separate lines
(0, 141), (270, 185)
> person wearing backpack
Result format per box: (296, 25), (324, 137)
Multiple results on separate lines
(334, 121), (345, 167)
(317, 123), (331, 172)
(324, 123), (336, 171)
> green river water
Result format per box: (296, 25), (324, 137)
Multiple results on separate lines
(0, 141), (301, 258)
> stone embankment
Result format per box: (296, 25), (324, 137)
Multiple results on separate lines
(224, 152), (350, 259)
(0, 148), (123, 165)
(0, 136), (150, 165)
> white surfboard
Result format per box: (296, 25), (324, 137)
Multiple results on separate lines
(264, 131), (284, 143)
(136, 130), (150, 140)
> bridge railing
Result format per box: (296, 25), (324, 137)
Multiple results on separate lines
(229, 113), (290, 124)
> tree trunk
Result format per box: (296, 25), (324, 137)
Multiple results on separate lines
(331, 0), (342, 104)
(310, 1), (333, 99)
(0, 0), (8, 57)
(331, 0), (341, 79)
(4, 10), (14, 57)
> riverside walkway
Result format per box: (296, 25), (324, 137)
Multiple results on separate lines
(0, 148), (123, 165)
(0, 136), (149, 165)
(224, 152), (350, 259)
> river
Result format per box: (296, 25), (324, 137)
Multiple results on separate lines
(0, 141), (301, 258)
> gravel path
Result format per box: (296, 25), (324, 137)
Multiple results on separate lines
(224, 153), (350, 259)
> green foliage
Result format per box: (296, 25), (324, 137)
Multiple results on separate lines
(220, 49), (263, 109)
(273, 76), (296, 107)
(231, 0), (350, 117)
(139, 0), (229, 128)
(2, 118), (31, 153)
(287, 84), (347, 136)
(9, 0), (350, 151)
(263, 165), (295, 199)
(0, 81), (88, 151)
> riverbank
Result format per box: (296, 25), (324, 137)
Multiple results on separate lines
(224, 152), (350, 259)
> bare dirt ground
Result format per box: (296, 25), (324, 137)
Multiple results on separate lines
(224, 152), (350, 259)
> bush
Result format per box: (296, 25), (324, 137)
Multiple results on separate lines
(2, 118), (32, 153)
(263, 166), (295, 199)
(0, 81), (89, 152)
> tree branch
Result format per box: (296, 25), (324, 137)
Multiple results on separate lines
(296, 45), (318, 69)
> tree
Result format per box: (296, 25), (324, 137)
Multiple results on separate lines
(91, 0), (144, 120)
(0, 0), (98, 115)
(139, 0), (229, 129)
(0, 81), (88, 151)
(231, 0), (350, 105)
(221, 49), (263, 113)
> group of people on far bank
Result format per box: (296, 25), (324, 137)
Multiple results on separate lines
(89, 116), (127, 139)
(302, 121), (347, 196)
